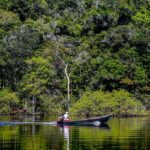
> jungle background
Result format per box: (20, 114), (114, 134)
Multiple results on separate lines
(0, 0), (150, 116)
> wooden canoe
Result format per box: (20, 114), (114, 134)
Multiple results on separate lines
(57, 114), (112, 126)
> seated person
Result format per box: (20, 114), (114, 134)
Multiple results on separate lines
(63, 112), (69, 120)
(59, 112), (69, 121)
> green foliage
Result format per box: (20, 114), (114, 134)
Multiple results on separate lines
(38, 94), (64, 115)
(99, 59), (126, 80)
(134, 66), (148, 84)
(132, 7), (150, 27)
(137, 93), (150, 110)
(71, 90), (146, 116)
(0, 0), (12, 9)
(0, 88), (19, 114)
(0, 0), (149, 115)
(0, 23), (46, 89)
(46, 0), (79, 11)
(10, 0), (49, 21)
(20, 56), (55, 96)
(0, 9), (21, 32)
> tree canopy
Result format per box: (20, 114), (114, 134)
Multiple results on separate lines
(0, 0), (149, 116)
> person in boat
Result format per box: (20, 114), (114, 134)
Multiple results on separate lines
(59, 112), (69, 121)
(63, 112), (69, 120)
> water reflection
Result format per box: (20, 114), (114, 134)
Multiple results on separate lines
(0, 117), (150, 150)
(32, 116), (36, 135)
(60, 126), (70, 150)
(59, 123), (110, 150)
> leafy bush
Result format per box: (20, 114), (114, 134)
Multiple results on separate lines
(0, 88), (19, 114)
(71, 89), (146, 116)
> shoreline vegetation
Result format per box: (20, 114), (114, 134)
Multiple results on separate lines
(0, 113), (149, 118)
(0, 0), (150, 116)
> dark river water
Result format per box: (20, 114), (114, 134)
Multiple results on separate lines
(0, 116), (150, 150)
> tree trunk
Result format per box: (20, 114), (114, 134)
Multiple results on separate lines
(65, 64), (70, 112)
(24, 99), (28, 114)
(32, 95), (36, 115)
(59, 57), (71, 112)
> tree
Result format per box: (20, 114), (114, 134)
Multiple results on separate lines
(59, 57), (71, 112)
(10, 0), (49, 21)
(20, 56), (55, 115)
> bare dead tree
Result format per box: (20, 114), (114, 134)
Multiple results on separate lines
(59, 57), (70, 112)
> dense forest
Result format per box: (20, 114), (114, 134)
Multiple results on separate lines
(0, 0), (150, 116)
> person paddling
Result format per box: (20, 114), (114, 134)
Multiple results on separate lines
(59, 112), (69, 122)
(63, 112), (69, 120)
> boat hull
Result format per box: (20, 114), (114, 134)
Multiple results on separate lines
(57, 114), (112, 126)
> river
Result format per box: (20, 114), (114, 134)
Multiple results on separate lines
(0, 116), (150, 150)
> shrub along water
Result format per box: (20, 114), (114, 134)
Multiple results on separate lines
(0, 88), (19, 114)
(71, 90), (147, 116)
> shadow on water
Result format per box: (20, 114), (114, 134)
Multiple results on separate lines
(58, 122), (110, 128)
